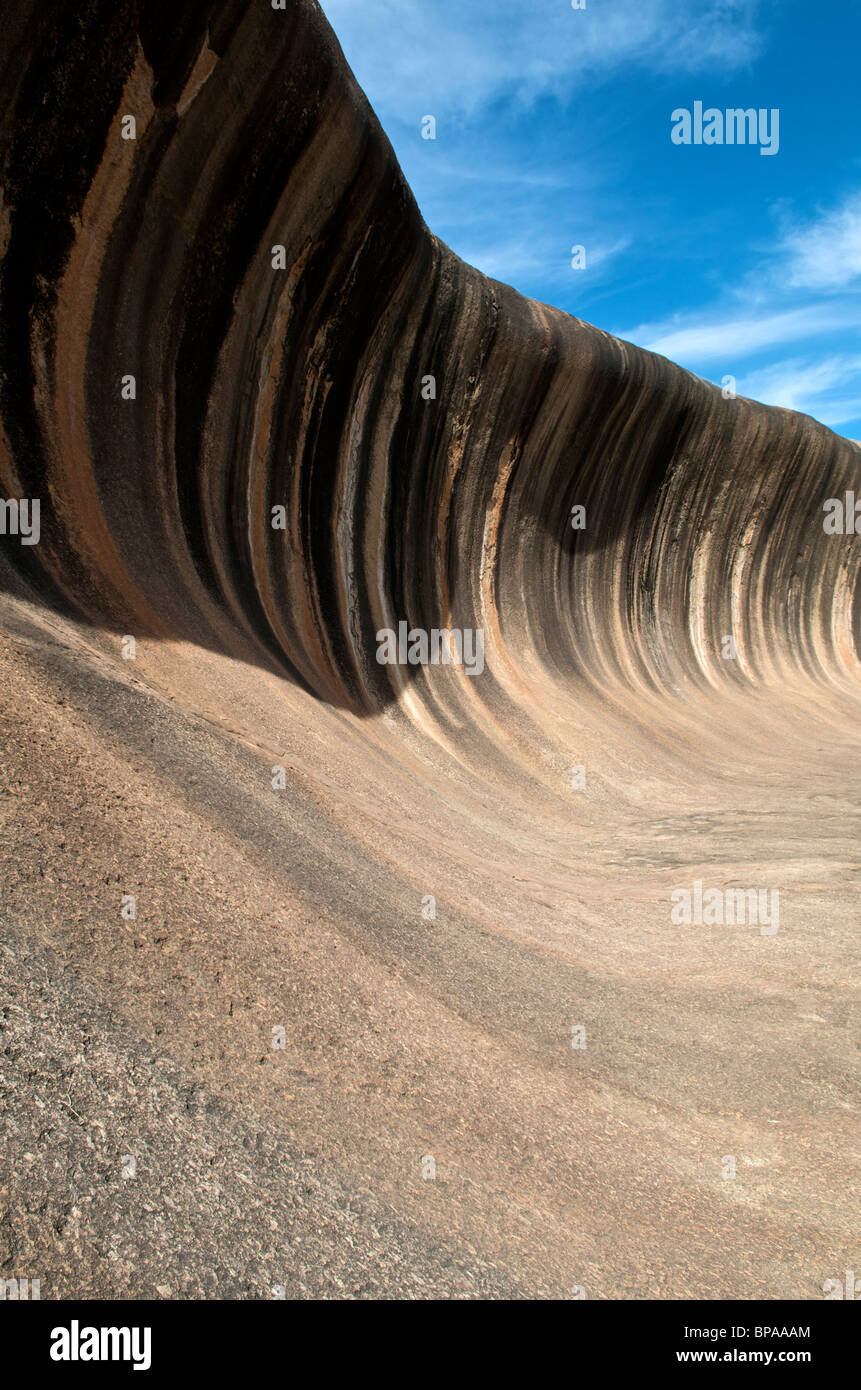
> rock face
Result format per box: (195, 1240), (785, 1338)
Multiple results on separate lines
(0, 1), (858, 1299)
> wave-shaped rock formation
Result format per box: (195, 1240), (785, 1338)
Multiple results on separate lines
(1, 0), (858, 1298)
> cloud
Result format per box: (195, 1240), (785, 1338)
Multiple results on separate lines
(614, 192), (861, 434)
(618, 191), (861, 371)
(320, 0), (764, 120)
(774, 192), (861, 292)
(622, 303), (861, 363)
(457, 233), (631, 286)
(737, 355), (861, 424)
(588, 236), (634, 271)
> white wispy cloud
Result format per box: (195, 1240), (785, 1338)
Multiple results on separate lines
(320, 0), (763, 119)
(457, 233), (632, 286)
(617, 191), (861, 377)
(773, 192), (861, 291)
(737, 355), (861, 426)
(627, 302), (861, 363)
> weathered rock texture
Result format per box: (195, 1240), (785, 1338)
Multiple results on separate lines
(0, 0), (858, 1298)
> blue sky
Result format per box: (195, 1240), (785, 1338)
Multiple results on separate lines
(319, 0), (861, 440)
